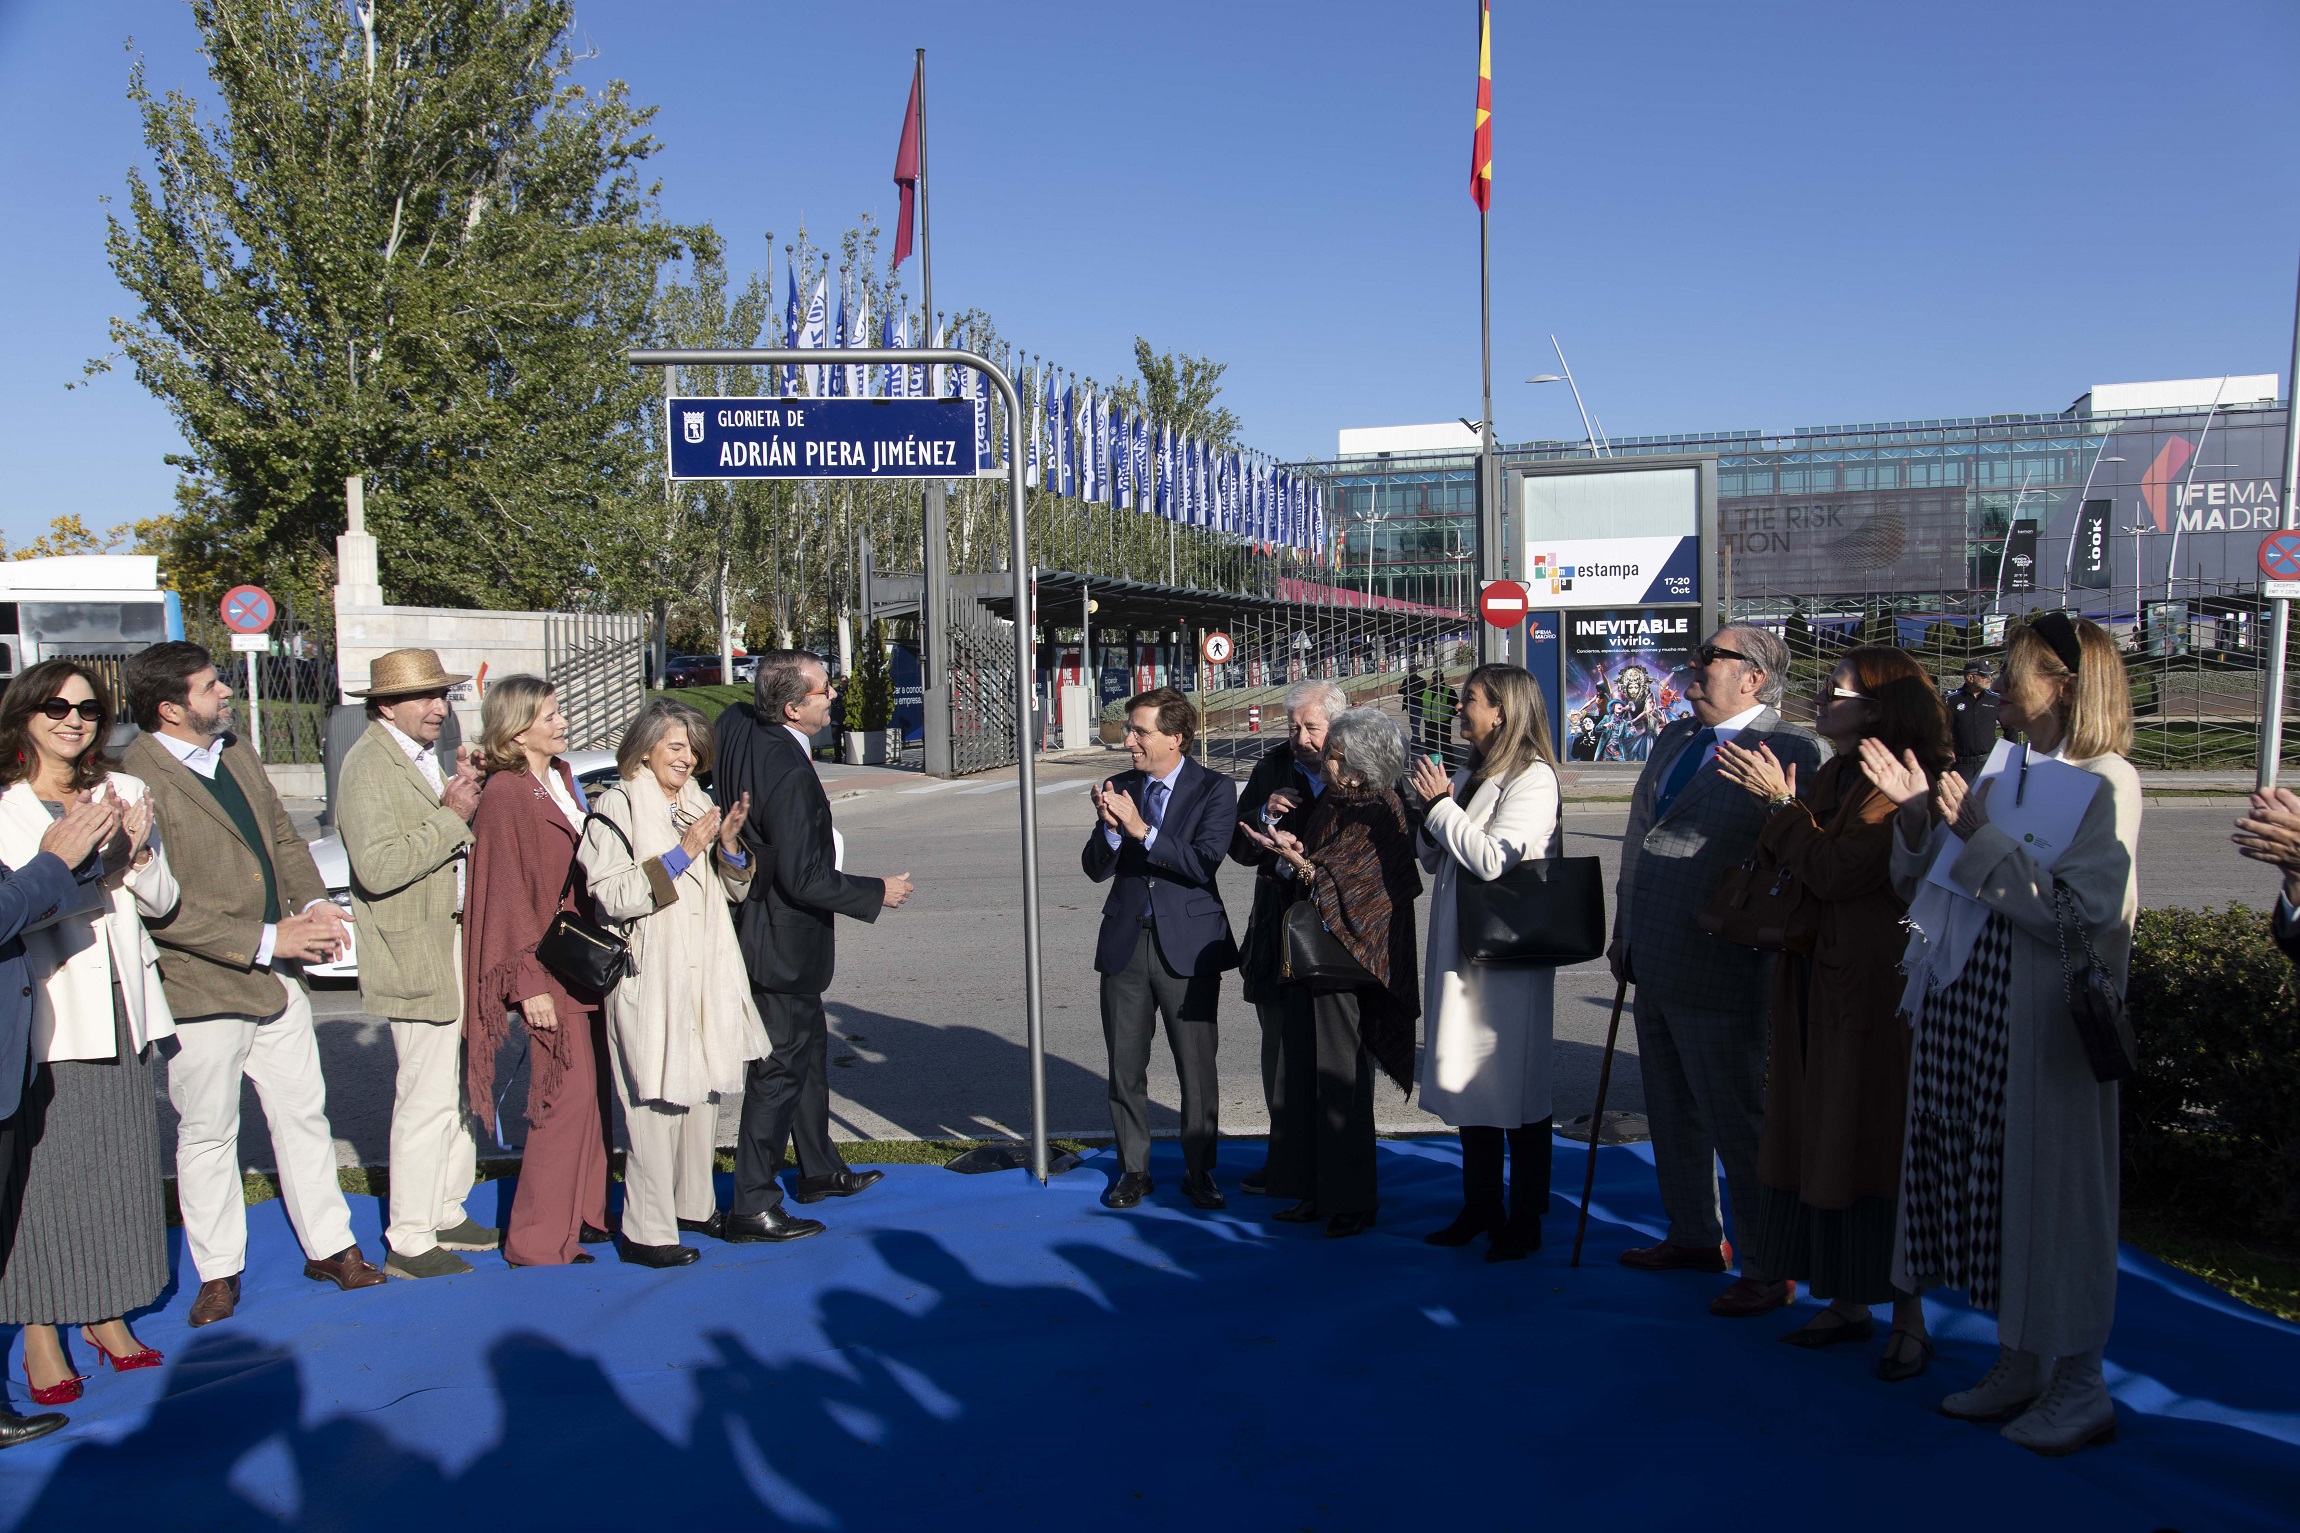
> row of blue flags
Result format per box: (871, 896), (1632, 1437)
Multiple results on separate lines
(772, 268), (1324, 555)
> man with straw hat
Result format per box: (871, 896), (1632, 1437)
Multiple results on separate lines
(338, 648), (492, 1279)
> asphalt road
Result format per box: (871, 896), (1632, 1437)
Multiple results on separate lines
(154, 773), (2277, 1175)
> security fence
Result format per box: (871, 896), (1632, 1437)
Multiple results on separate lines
(1730, 579), (2290, 770)
(545, 612), (649, 751)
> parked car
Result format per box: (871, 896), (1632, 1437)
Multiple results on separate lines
(305, 748), (621, 983)
(663, 654), (723, 687)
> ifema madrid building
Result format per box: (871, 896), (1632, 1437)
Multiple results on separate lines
(1302, 376), (2291, 767)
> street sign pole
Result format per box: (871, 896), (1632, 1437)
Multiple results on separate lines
(2262, 254), (2300, 793)
(630, 345), (1051, 1183)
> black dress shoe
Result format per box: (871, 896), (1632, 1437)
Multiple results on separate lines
(1271, 1199), (1323, 1223)
(1101, 1171), (1152, 1209)
(1181, 1173), (1227, 1210)
(722, 1207), (827, 1243)
(677, 1212), (726, 1239)
(791, 1169), (885, 1205)
(579, 1222), (616, 1245)
(0, 1410), (66, 1449)
(1239, 1171), (1270, 1197)
(617, 1238), (701, 1268)
(1424, 1206), (1505, 1247)
(1325, 1209), (1378, 1238)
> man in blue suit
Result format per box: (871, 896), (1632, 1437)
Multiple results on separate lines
(0, 792), (123, 1447)
(1083, 687), (1238, 1211)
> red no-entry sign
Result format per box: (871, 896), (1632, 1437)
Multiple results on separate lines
(1478, 579), (1530, 629)
(220, 584), (276, 634)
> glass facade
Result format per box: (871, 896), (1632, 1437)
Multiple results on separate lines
(1306, 398), (2290, 616)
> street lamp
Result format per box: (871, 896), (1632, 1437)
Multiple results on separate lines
(1526, 334), (1607, 458)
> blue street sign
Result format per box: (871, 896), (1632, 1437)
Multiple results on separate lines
(667, 396), (981, 481)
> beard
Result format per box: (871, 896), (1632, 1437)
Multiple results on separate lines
(187, 698), (233, 739)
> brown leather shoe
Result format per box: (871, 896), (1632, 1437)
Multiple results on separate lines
(303, 1245), (387, 1291)
(1617, 1240), (1732, 1274)
(187, 1274), (241, 1327)
(1710, 1276), (1797, 1317)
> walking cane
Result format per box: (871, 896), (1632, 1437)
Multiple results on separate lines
(1570, 975), (1630, 1268)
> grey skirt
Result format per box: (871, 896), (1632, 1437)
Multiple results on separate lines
(0, 985), (169, 1326)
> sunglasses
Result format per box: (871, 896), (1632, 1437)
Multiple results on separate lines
(1816, 684), (1866, 701)
(1694, 644), (1749, 666)
(36, 698), (105, 723)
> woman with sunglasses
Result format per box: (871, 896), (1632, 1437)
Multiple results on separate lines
(1715, 647), (1950, 1383)
(0, 662), (177, 1404)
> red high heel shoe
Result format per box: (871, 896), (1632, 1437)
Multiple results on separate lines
(79, 1328), (163, 1373)
(23, 1363), (83, 1406)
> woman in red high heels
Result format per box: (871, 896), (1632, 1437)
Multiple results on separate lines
(0, 663), (177, 1402)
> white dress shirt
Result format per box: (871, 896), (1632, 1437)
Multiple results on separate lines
(1684, 702), (1770, 773)
(1105, 757), (1186, 852)
(154, 729), (329, 967)
(381, 719), (465, 908)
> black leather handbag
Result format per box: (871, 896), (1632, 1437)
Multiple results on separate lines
(1282, 898), (1373, 989)
(534, 810), (635, 997)
(1453, 812), (1607, 966)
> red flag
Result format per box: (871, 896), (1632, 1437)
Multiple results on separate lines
(1470, 0), (1492, 211)
(892, 61), (923, 268)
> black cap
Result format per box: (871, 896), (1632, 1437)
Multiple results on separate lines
(1963, 661), (1991, 677)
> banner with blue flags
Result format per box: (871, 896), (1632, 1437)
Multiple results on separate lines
(971, 365), (992, 473)
(880, 316), (903, 397)
(1114, 409), (1131, 509)
(1024, 369), (1040, 488)
(800, 276), (829, 397)
(1156, 423), (1172, 518)
(829, 290), (848, 397)
(782, 266), (802, 396)
(1131, 416), (1148, 513)
(845, 290), (870, 398)
(1059, 381), (1076, 498)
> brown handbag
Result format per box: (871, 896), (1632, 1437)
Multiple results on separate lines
(1697, 845), (1819, 954)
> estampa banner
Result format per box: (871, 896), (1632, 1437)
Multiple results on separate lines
(1524, 536), (1699, 610)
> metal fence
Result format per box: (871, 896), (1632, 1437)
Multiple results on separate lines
(545, 612), (648, 751)
(948, 593), (1019, 776)
(1730, 579), (2293, 770)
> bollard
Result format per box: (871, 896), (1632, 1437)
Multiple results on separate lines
(1248, 705), (1261, 733)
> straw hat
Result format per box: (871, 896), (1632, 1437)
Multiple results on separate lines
(351, 647), (470, 699)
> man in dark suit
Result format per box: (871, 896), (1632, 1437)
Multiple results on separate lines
(1084, 687), (1238, 1211)
(715, 650), (914, 1242)
(1610, 625), (1822, 1318)
(0, 794), (117, 1447)
(2234, 785), (2300, 964)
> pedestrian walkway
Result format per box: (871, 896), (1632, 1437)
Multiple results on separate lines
(6, 1139), (2290, 1531)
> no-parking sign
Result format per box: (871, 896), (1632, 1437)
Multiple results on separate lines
(220, 584), (275, 634)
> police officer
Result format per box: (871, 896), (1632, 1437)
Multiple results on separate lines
(1948, 660), (2000, 781)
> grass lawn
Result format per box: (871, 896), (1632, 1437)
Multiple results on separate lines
(2121, 1203), (2300, 1323)
(654, 681), (750, 715)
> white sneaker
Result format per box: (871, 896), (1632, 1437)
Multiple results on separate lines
(1938, 1347), (2050, 1422)
(2000, 1361), (2116, 1456)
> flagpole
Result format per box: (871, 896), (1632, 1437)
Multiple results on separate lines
(1479, 204), (1496, 663)
(912, 46), (955, 775)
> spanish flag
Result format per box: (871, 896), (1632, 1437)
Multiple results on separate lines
(1470, 0), (1492, 211)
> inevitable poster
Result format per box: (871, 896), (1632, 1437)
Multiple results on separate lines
(1562, 607), (1698, 764)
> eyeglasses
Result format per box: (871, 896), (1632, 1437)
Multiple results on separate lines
(1694, 644), (1749, 666)
(804, 685), (835, 698)
(36, 698), (105, 723)
(1816, 685), (1866, 701)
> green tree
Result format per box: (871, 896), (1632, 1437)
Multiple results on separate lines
(95, 0), (690, 625)
(1120, 338), (1240, 448)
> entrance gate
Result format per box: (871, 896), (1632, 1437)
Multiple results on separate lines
(948, 591), (1017, 775)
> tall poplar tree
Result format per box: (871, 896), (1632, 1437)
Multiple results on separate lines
(96, 0), (689, 622)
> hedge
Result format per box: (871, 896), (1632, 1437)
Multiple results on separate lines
(2125, 904), (2300, 1242)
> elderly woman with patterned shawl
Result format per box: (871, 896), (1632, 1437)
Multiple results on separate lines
(1241, 706), (1422, 1238)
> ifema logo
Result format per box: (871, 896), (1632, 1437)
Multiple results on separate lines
(683, 411), (707, 445)
(1531, 553), (1575, 594)
(2140, 433), (2282, 534)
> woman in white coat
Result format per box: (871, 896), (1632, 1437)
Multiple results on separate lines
(1860, 612), (2137, 1456)
(578, 698), (768, 1268)
(1408, 663), (1563, 1261)
(0, 661), (177, 1404)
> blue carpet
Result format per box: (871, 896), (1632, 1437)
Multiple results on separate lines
(1, 1138), (2293, 1532)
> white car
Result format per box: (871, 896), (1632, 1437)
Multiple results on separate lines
(305, 749), (621, 983)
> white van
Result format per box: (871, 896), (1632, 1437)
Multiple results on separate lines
(0, 555), (183, 681)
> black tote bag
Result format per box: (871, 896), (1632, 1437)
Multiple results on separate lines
(1451, 782), (1607, 967)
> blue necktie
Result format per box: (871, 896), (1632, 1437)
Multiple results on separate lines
(1139, 780), (1170, 917)
(1654, 727), (1715, 819)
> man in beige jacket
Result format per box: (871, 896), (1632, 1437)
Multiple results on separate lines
(122, 642), (382, 1326)
(338, 649), (492, 1280)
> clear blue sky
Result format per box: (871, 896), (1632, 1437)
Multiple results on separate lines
(2, 0), (2296, 549)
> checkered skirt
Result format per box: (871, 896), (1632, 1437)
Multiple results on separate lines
(1900, 911), (2014, 1310)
